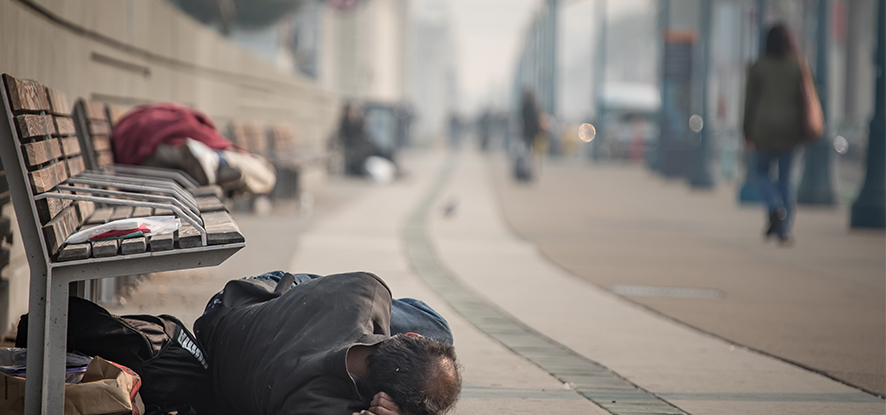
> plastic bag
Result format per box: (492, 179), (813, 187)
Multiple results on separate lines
(0, 347), (92, 384)
(65, 216), (181, 244)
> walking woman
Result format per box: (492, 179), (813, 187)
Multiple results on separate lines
(743, 23), (818, 245)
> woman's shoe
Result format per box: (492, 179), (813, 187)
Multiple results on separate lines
(764, 208), (788, 240)
(765, 211), (781, 239)
(778, 233), (794, 247)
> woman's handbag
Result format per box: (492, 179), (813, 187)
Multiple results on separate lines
(798, 56), (825, 141)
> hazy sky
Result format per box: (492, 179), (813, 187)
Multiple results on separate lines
(443, 0), (654, 115)
(446, 0), (538, 111)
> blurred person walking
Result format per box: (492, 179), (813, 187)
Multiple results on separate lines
(516, 89), (542, 181)
(743, 23), (823, 245)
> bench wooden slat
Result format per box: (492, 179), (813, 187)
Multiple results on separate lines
(84, 101), (106, 120)
(88, 120), (110, 136)
(109, 206), (133, 221)
(92, 135), (112, 151)
(120, 237), (147, 255)
(3, 74), (50, 111)
(76, 200), (95, 223)
(203, 211), (245, 245)
(29, 162), (68, 193)
(107, 105), (127, 125)
(65, 155), (85, 177)
(54, 117), (76, 136)
(42, 205), (78, 254)
(57, 242), (91, 261)
(96, 151), (114, 167)
(176, 223), (202, 248)
(36, 194), (72, 224)
(45, 88), (71, 116)
(149, 232), (174, 251)
(60, 136), (81, 156)
(23, 139), (61, 166)
(91, 239), (119, 257)
(154, 208), (173, 216)
(17, 114), (55, 138)
(131, 206), (153, 217)
(196, 196), (226, 212)
(86, 207), (114, 224)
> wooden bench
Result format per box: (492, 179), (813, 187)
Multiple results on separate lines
(0, 74), (246, 414)
(265, 122), (329, 200)
(74, 99), (223, 199)
(229, 120), (267, 155)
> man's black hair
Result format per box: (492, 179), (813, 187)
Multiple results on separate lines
(366, 334), (462, 415)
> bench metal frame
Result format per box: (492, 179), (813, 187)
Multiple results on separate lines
(0, 78), (244, 415)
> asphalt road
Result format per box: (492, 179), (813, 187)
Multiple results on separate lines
(488, 154), (886, 396)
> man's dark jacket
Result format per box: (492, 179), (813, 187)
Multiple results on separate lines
(194, 272), (392, 415)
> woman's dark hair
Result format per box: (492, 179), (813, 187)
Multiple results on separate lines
(765, 23), (796, 57)
(366, 334), (462, 415)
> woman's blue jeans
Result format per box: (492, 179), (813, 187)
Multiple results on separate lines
(755, 149), (796, 235)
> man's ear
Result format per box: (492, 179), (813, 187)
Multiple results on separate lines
(404, 332), (422, 338)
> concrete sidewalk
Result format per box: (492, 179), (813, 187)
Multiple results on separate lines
(287, 148), (883, 413)
(425, 150), (883, 413)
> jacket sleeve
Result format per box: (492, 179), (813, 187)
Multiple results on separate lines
(279, 376), (368, 415)
(743, 63), (761, 143)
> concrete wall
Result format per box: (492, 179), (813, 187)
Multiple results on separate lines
(0, 0), (340, 337)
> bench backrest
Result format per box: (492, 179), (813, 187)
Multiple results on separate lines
(1, 74), (95, 259)
(268, 122), (296, 153)
(74, 98), (114, 170)
(229, 120), (267, 155)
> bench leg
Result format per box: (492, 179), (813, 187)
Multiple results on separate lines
(23, 269), (69, 415)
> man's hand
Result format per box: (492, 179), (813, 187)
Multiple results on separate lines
(352, 392), (404, 415)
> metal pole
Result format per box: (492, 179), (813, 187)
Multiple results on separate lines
(690, 0), (715, 188)
(591, 0), (607, 160)
(549, 0), (559, 118)
(850, 0), (886, 227)
(797, 0), (836, 205)
(648, 0), (669, 171)
(738, 0), (765, 203)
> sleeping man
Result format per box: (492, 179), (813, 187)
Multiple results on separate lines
(194, 271), (462, 415)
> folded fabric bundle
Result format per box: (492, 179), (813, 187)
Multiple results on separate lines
(89, 225), (152, 241)
(65, 216), (181, 245)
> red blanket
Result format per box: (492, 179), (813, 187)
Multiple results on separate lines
(111, 103), (234, 165)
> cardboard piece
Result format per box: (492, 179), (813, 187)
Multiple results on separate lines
(0, 356), (145, 415)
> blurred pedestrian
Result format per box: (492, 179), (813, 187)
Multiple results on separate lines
(743, 23), (822, 245)
(478, 110), (491, 151)
(521, 89), (541, 152)
(515, 89), (541, 181)
(339, 102), (399, 179)
(449, 113), (462, 150)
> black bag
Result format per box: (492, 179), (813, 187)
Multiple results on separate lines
(16, 297), (214, 415)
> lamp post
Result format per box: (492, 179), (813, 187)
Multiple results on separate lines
(797, 0), (837, 205)
(850, 0), (886, 228)
(689, 0), (715, 188)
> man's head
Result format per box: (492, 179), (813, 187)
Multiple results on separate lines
(366, 334), (462, 415)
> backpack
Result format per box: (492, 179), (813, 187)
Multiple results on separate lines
(16, 297), (214, 415)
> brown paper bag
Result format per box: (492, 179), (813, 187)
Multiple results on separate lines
(0, 356), (146, 415)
